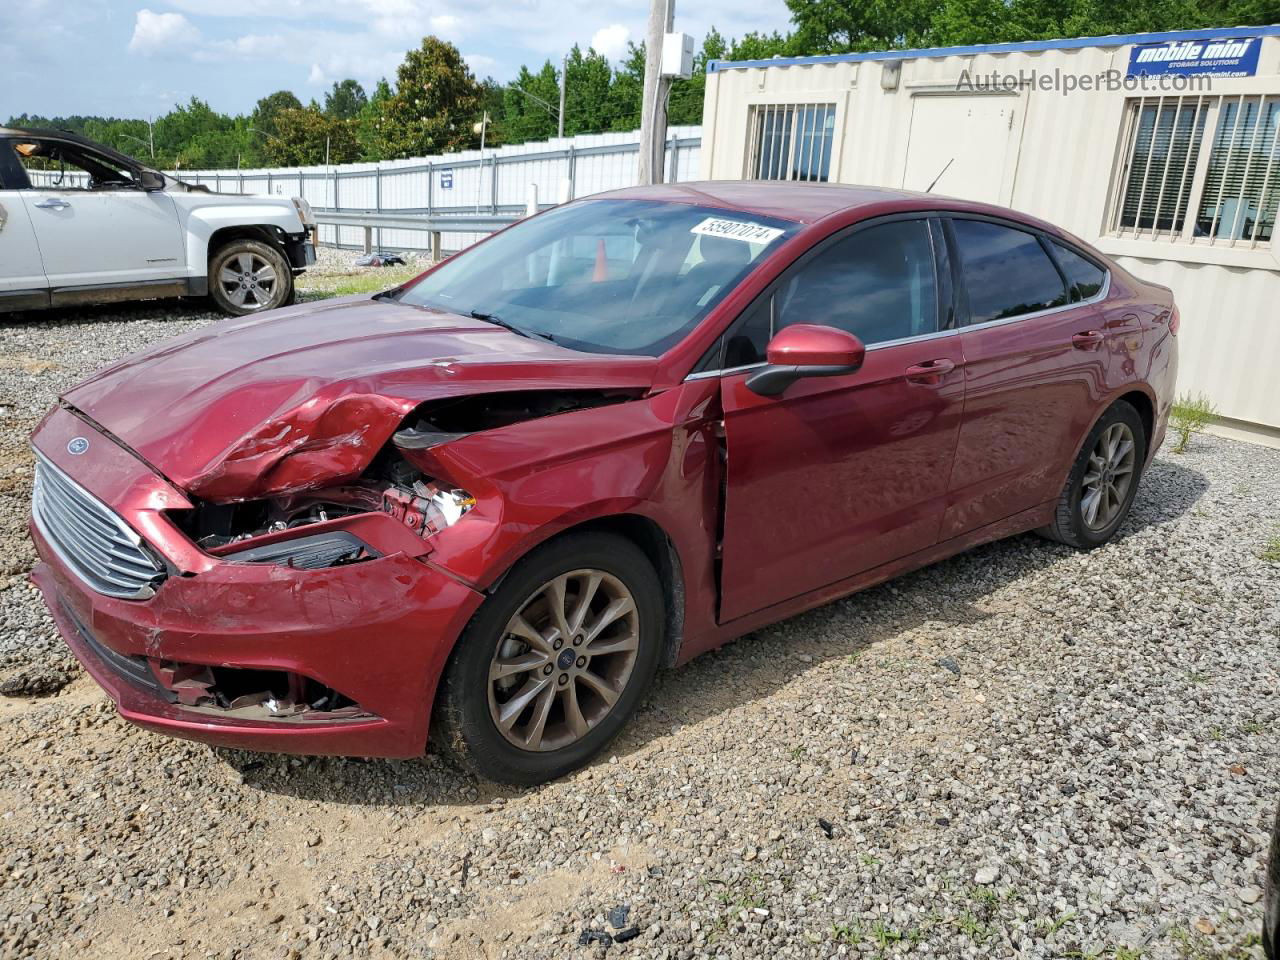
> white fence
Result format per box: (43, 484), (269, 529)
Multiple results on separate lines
(28, 126), (703, 253)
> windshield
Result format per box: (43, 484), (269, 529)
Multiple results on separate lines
(396, 199), (798, 356)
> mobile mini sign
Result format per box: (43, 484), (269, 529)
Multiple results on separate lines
(1128, 36), (1261, 77)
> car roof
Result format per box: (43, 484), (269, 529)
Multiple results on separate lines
(590, 181), (945, 224)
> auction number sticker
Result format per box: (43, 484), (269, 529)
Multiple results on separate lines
(691, 217), (784, 244)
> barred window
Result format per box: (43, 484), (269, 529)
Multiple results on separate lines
(1196, 96), (1280, 244)
(746, 104), (836, 182)
(1109, 94), (1280, 248)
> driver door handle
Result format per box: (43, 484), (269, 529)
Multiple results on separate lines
(905, 358), (956, 384)
(33, 198), (71, 210)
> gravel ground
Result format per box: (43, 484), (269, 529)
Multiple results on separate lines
(1, 261), (1278, 959)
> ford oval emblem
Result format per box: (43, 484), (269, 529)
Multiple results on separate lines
(67, 437), (89, 456)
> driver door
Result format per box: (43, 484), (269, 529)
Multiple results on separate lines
(716, 216), (966, 622)
(14, 136), (185, 289)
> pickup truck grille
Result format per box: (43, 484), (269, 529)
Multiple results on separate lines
(31, 451), (165, 600)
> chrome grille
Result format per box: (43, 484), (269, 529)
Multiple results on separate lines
(31, 450), (165, 600)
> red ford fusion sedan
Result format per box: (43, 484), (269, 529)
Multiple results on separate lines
(29, 182), (1178, 784)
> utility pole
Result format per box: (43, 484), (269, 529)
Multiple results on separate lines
(637, 0), (674, 185)
(558, 54), (567, 139)
(473, 112), (490, 214)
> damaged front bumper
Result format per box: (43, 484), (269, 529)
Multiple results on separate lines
(28, 406), (484, 758)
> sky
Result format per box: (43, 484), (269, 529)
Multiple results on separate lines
(1, 0), (794, 121)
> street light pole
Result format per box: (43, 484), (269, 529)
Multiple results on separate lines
(473, 112), (490, 214)
(637, 0), (674, 185)
(558, 54), (567, 139)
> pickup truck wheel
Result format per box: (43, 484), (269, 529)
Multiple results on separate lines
(209, 239), (293, 316)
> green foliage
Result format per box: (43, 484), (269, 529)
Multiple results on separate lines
(504, 62), (561, 144)
(785, 0), (1280, 52)
(1170, 392), (1217, 453)
(251, 90), (303, 138)
(263, 107), (359, 166)
(356, 79), (396, 162)
(1261, 530), (1280, 563)
(563, 46), (615, 135)
(324, 79), (368, 120)
(380, 36), (483, 157)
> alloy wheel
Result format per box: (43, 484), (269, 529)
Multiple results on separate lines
(218, 252), (279, 309)
(1081, 421), (1136, 530)
(487, 569), (639, 752)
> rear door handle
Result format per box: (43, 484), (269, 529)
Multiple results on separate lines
(33, 198), (70, 210)
(1072, 330), (1105, 350)
(905, 358), (956, 384)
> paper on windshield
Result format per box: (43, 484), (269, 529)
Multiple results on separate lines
(690, 217), (785, 245)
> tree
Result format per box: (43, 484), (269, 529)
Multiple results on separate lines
(563, 45), (614, 135)
(356, 78), (395, 161)
(324, 79), (368, 119)
(251, 90), (303, 139)
(603, 43), (646, 132)
(264, 106), (359, 166)
(381, 36), (483, 158)
(478, 77), (508, 145)
(502, 62), (560, 144)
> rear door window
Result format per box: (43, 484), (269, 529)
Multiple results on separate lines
(951, 219), (1069, 324)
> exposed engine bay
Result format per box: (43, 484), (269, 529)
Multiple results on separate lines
(170, 389), (641, 568)
(173, 453), (475, 566)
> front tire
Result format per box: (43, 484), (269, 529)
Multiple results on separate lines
(434, 532), (664, 785)
(208, 239), (294, 316)
(1039, 400), (1146, 549)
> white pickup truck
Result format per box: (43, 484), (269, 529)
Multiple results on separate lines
(0, 126), (316, 316)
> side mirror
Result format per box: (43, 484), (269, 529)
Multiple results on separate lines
(745, 324), (866, 397)
(138, 169), (165, 191)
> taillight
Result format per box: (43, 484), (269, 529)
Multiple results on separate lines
(1168, 305), (1180, 335)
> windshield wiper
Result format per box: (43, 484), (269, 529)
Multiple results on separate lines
(469, 310), (557, 344)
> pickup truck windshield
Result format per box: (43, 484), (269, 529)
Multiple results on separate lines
(396, 199), (798, 356)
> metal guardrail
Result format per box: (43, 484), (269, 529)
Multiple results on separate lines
(311, 209), (527, 257)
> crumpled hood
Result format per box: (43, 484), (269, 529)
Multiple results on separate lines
(63, 296), (657, 501)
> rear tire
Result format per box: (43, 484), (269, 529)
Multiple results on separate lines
(208, 239), (294, 316)
(433, 532), (664, 785)
(1038, 400), (1146, 549)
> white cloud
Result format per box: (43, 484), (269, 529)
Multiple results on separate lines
(128, 9), (201, 55)
(464, 52), (497, 73)
(430, 14), (460, 34)
(308, 63), (326, 85)
(590, 23), (629, 59)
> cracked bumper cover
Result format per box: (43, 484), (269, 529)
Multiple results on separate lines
(28, 407), (484, 758)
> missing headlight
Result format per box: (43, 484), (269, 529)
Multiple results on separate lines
(224, 531), (378, 569)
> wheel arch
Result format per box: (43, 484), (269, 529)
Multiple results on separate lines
(206, 224), (284, 261)
(1116, 388), (1155, 460)
(482, 513), (686, 670)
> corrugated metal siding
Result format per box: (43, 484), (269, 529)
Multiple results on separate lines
(704, 36), (1280, 437)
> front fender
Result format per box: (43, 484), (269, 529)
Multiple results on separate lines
(181, 201), (307, 276)
(411, 380), (723, 632)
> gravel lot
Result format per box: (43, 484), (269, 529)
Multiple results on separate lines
(1, 255), (1278, 959)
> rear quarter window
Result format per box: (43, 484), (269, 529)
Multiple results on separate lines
(1051, 241), (1107, 301)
